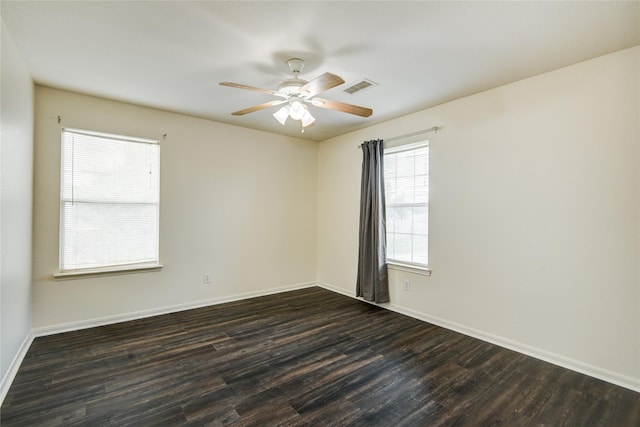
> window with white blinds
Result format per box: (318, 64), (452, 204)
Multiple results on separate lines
(384, 141), (429, 267)
(59, 128), (160, 273)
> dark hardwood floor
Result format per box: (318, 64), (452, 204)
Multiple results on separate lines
(2, 287), (639, 426)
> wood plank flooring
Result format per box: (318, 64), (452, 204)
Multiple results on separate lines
(2, 287), (639, 426)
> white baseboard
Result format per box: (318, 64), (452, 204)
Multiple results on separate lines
(1, 331), (34, 405)
(32, 282), (318, 337)
(317, 282), (640, 393)
(318, 282), (354, 298)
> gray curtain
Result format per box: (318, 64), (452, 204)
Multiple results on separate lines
(356, 139), (389, 303)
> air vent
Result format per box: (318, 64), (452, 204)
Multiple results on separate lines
(343, 79), (378, 95)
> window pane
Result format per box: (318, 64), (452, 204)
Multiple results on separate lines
(412, 235), (428, 265)
(413, 206), (428, 234)
(393, 233), (413, 262)
(386, 231), (395, 260)
(384, 142), (429, 266)
(396, 151), (415, 177)
(62, 133), (159, 204)
(395, 176), (415, 204)
(414, 148), (428, 175)
(383, 154), (396, 181)
(414, 175), (429, 204)
(395, 206), (413, 233)
(386, 206), (397, 233)
(61, 202), (159, 270)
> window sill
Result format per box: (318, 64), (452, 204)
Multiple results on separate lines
(53, 263), (163, 280)
(387, 262), (431, 276)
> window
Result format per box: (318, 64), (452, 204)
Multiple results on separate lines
(58, 128), (160, 275)
(384, 141), (429, 267)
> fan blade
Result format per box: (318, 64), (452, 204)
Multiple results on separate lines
(300, 73), (345, 97)
(220, 82), (280, 96)
(232, 100), (286, 116)
(311, 98), (373, 117)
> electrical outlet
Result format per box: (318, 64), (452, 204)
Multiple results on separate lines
(404, 279), (411, 291)
(203, 273), (212, 285)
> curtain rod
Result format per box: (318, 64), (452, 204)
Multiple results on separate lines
(358, 126), (441, 148)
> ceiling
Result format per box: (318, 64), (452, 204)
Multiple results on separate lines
(2, 1), (639, 142)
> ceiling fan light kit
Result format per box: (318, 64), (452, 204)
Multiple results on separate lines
(220, 58), (372, 132)
(273, 101), (316, 131)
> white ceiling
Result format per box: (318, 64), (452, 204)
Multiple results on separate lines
(2, 1), (639, 141)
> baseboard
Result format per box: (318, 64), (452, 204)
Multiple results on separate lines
(0, 331), (34, 405)
(317, 281), (354, 298)
(33, 281), (318, 337)
(316, 282), (640, 393)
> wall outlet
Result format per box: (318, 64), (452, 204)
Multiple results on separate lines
(203, 272), (212, 285)
(404, 279), (411, 291)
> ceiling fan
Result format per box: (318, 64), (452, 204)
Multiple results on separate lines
(219, 58), (373, 132)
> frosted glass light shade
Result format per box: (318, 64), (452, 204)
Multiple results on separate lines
(273, 105), (290, 125)
(301, 109), (316, 127)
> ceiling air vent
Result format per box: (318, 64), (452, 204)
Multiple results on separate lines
(343, 79), (378, 95)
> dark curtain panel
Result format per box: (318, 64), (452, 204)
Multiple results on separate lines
(356, 139), (389, 303)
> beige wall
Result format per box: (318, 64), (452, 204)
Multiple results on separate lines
(0, 19), (34, 392)
(32, 87), (318, 330)
(318, 47), (640, 386)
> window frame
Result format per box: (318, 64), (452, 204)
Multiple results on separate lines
(384, 140), (431, 276)
(54, 128), (162, 280)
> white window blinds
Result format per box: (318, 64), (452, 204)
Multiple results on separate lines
(384, 142), (429, 266)
(60, 128), (160, 272)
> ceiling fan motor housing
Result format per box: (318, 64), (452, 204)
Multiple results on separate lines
(278, 78), (308, 95)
